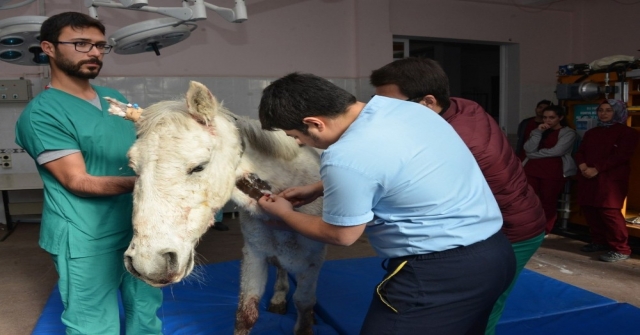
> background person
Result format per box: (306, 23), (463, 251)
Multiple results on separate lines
(523, 105), (577, 235)
(369, 57), (545, 335)
(14, 12), (162, 334)
(257, 72), (515, 335)
(575, 99), (639, 262)
(516, 99), (553, 160)
(213, 210), (228, 231)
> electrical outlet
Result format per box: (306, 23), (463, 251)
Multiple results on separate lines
(1, 152), (11, 169)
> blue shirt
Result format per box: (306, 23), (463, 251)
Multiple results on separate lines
(320, 96), (502, 258)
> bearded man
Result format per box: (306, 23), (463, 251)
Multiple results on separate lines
(15, 12), (163, 334)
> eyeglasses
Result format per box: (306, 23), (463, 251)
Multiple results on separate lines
(53, 41), (113, 54)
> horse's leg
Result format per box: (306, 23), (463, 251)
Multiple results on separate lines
(292, 263), (322, 335)
(234, 246), (268, 335)
(267, 257), (289, 315)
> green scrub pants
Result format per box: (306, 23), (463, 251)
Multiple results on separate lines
(52, 235), (163, 335)
(214, 210), (223, 222)
(485, 232), (545, 335)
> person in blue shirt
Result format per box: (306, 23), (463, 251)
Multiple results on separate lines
(256, 72), (516, 335)
(15, 12), (162, 334)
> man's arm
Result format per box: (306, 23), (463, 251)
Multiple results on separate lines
(279, 180), (324, 207)
(258, 194), (366, 246)
(43, 152), (136, 197)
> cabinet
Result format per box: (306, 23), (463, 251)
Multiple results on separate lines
(558, 72), (640, 237)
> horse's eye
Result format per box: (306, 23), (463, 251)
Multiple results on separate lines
(189, 165), (205, 174)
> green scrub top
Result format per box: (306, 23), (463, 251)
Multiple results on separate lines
(15, 86), (137, 258)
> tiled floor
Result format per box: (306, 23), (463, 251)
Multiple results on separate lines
(2, 216), (640, 335)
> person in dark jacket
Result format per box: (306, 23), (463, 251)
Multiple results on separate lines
(370, 57), (546, 335)
(575, 99), (639, 262)
(523, 105), (577, 234)
(516, 99), (552, 160)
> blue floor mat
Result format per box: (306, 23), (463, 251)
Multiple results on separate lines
(313, 257), (636, 335)
(34, 257), (640, 335)
(33, 261), (338, 335)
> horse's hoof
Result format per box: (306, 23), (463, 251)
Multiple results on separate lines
(267, 302), (287, 314)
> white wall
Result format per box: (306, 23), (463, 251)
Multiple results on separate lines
(0, 0), (638, 217)
(2, 0), (637, 114)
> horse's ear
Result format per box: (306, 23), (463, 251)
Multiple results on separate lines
(186, 81), (218, 125)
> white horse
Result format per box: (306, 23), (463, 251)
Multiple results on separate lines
(107, 81), (326, 335)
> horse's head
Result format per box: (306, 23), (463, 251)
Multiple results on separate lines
(110, 81), (243, 287)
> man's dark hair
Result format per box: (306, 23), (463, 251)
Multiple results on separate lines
(259, 72), (357, 133)
(40, 12), (106, 43)
(370, 57), (451, 111)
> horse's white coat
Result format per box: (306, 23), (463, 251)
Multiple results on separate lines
(112, 82), (326, 335)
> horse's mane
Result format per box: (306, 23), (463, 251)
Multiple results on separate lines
(135, 99), (302, 161)
(232, 114), (302, 162)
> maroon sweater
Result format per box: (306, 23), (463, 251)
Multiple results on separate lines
(441, 98), (546, 243)
(574, 123), (639, 208)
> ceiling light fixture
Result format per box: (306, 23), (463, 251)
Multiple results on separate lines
(85, 0), (248, 56)
(0, 15), (48, 66)
(0, 1), (248, 66)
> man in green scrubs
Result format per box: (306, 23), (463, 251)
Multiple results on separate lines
(15, 12), (162, 334)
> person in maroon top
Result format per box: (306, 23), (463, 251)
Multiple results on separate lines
(370, 57), (546, 335)
(516, 100), (552, 160)
(575, 99), (639, 262)
(522, 105), (577, 234)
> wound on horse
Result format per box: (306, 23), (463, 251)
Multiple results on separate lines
(236, 173), (272, 200)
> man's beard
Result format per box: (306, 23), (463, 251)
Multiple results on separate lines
(53, 51), (102, 79)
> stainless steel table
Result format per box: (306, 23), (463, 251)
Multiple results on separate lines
(0, 173), (43, 241)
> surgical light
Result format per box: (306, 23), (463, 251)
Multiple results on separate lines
(0, 15), (48, 65)
(86, 0), (248, 56)
(108, 17), (195, 55)
(0, 1), (248, 66)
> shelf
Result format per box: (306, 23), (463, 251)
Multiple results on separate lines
(563, 72), (640, 239)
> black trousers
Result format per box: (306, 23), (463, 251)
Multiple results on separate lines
(359, 232), (516, 335)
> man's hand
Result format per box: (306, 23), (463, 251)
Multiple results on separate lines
(258, 193), (294, 217)
(279, 181), (323, 207)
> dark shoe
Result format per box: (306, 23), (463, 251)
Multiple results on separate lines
(213, 222), (229, 231)
(599, 251), (630, 262)
(580, 243), (607, 252)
